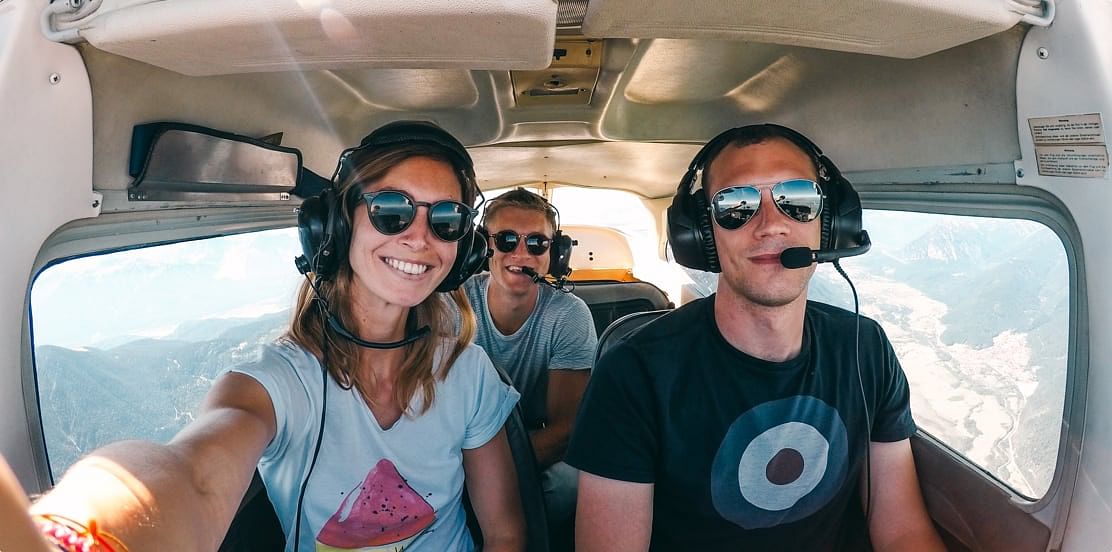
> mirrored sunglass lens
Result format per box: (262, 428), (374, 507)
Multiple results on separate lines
(367, 192), (415, 234)
(771, 179), (823, 223)
(711, 186), (761, 230)
(494, 231), (520, 253)
(429, 201), (470, 241)
(524, 234), (550, 255)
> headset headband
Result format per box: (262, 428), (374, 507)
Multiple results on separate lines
(333, 120), (476, 188)
(681, 123), (832, 197)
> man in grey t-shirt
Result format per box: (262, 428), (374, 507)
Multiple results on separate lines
(463, 188), (598, 535)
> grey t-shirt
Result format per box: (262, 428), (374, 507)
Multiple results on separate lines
(462, 273), (598, 429)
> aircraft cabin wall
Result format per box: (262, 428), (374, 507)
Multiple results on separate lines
(0, 0), (97, 488)
(1013, 0), (1112, 549)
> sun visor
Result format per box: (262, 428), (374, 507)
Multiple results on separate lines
(79, 0), (559, 76)
(128, 122), (301, 202)
(582, 0), (1025, 59)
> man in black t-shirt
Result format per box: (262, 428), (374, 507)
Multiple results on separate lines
(566, 125), (944, 551)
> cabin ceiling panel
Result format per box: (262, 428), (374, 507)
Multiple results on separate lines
(326, 69), (480, 111)
(582, 0), (1023, 59)
(599, 29), (1025, 174)
(82, 48), (502, 195)
(624, 40), (789, 104)
(82, 23), (1025, 202)
(469, 142), (702, 198)
(78, 0), (559, 76)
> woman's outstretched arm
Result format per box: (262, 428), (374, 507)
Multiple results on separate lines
(29, 372), (277, 551)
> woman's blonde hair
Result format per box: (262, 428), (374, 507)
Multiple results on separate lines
(287, 142), (478, 415)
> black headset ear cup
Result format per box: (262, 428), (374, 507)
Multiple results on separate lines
(476, 226), (491, 273)
(823, 174), (864, 251)
(297, 188), (350, 280)
(548, 231), (574, 279)
(666, 174), (721, 273)
(437, 227), (489, 292)
(691, 191), (720, 272)
(820, 192), (835, 251)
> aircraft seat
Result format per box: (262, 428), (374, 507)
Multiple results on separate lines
(562, 224), (674, 336)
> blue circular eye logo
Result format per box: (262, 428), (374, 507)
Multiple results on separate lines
(711, 396), (849, 529)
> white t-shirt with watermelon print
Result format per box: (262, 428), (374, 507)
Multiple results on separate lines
(232, 338), (520, 552)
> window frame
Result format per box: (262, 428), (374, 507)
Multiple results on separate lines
(23, 205), (298, 491)
(854, 182), (1086, 518)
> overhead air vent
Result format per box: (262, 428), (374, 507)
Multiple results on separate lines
(512, 39), (603, 107)
(557, 0), (590, 29)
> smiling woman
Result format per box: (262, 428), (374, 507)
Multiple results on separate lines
(26, 121), (526, 552)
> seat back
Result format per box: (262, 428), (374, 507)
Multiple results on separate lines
(570, 280), (673, 337)
(595, 310), (671, 363)
(563, 225), (635, 278)
(217, 470), (284, 551)
(464, 364), (550, 552)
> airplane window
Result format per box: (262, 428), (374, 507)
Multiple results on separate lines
(30, 228), (304, 481)
(550, 187), (689, 298)
(810, 210), (1068, 499)
(666, 209), (1068, 499)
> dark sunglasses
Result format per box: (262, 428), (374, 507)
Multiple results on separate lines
(360, 190), (476, 242)
(709, 179), (824, 230)
(491, 230), (552, 255)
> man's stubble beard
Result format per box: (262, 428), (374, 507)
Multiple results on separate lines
(720, 265), (814, 309)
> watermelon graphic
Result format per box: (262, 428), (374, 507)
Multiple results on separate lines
(315, 459), (436, 551)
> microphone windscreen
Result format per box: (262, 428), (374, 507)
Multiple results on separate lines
(519, 267), (544, 283)
(780, 247), (815, 269)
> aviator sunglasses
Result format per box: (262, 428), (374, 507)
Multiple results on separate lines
(491, 230), (552, 256)
(709, 178), (824, 230)
(360, 190), (477, 242)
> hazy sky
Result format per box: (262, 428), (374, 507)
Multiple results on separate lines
(31, 228), (305, 349)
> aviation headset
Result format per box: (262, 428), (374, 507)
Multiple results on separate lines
(296, 120), (489, 291)
(480, 189), (575, 279)
(667, 123), (866, 272)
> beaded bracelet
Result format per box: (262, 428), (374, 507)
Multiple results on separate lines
(32, 513), (128, 552)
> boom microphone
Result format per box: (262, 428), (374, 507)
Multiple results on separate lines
(779, 230), (872, 269)
(520, 266), (574, 293)
(520, 266), (545, 284)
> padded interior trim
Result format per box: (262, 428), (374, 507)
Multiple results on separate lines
(911, 435), (1050, 551)
(565, 224), (636, 270)
(80, 0), (559, 76)
(582, 0), (1022, 59)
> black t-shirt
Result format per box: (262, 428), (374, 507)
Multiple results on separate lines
(566, 296), (916, 551)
